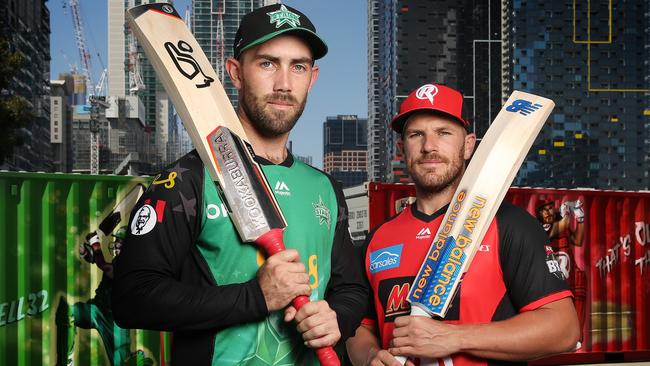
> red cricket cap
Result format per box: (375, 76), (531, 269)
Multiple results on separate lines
(390, 83), (469, 133)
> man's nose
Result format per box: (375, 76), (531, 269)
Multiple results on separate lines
(273, 67), (292, 92)
(421, 133), (438, 153)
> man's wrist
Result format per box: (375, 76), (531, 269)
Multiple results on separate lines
(366, 345), (380, 365)
(453, 323), (473, 354)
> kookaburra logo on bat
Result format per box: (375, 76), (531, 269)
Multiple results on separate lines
(164, 40), (214, 88)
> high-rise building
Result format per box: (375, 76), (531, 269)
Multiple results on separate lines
(367, 0), (502, 182)
(50, 78), (75, 172)
(503, 1), (650, 190)
(109, 0), (172, 170)
(0, 0), (51, 171)
(295, 155), (313, 166)
(323, 115), (368, 188)
(192, 0), (277, 107)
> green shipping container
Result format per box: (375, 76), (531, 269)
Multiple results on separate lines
(0, 172), (171, 366)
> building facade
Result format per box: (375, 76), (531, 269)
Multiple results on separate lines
(504, 0), (650, 190)
(323, 115), (368, 188)
(50, 79), (74, 172)
(192, 0), (277, 107)
(367, 0), (502, 182)
(108, 0), (172, 170)
(0, 0), (51, 171)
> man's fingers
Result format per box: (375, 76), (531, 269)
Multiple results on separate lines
(284, 306), (297, 322)
(304, 332), (339, 348)
(300, 317), (338, 340)
(374, 349), (402, 366)
(267, 249), (300, 263)
(393, 315), (410, 327)
(388, 346), (413, 357)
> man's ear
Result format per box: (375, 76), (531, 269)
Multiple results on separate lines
(308, 65), (320, 92)
(397, 136), (404, 156)
(226, 57), (242, 89)
(464, 132), (477, 160)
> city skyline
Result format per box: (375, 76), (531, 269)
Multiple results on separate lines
(33, 0), (650, 190)
(49, 0), (368, 169)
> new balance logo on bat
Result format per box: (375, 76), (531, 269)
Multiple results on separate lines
(274, 181), (291, 196)
(506, 99), (543, 116)
(416, 227), (432, 239)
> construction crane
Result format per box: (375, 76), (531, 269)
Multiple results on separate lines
(127, 0), (146, 95)
(213, 1), (225, 82)
(127, 33), (146, 94)
(69, 0), (92, 97)
(68, 0), (105, 174)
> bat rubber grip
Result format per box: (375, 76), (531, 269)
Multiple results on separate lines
(255, 228), (286, 255)
(255, 229), (341, 366)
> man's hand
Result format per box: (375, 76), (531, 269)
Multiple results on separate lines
(389, 316), (460, 360)
(362, 347), (410, 366)
(257, 249), (311, 312)
(283, 300), (339, 348)
(284, 300), (341, 348)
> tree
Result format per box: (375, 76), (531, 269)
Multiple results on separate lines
(0, 37), (34, 164)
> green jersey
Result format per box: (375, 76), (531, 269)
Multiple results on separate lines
(113, 151), (368, 366)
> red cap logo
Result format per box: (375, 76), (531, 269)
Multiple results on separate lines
(415, 84), (439, 104)
(391, 83), (468, 133)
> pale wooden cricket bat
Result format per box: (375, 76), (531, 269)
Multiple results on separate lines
(396, 91), (554, 365)
(126, 3), (339, 365)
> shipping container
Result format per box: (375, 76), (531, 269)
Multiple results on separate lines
(0, 172), (172, 366)
(344, 182), (650, 364)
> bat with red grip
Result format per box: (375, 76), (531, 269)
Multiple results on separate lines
(257, 228), (340, 366)
(126, 3), (340, 365)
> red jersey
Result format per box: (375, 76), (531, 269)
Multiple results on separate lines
(361, 202), (572, 366)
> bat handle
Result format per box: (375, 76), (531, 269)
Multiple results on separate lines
(394, 306), (431, 365)
(255, 228), (286, 255)
(255, 229), (341, 366)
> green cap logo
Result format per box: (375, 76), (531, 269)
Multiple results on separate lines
(267, 5), (301, 28)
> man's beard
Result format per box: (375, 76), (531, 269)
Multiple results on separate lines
(408, 148), (465, 194)
(240, 83), (307, 137)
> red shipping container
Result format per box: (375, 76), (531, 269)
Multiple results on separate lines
(352, 183), (650, 364)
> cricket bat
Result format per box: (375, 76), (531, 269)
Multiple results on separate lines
(126, 3), (339, 365)
(396, 92), (554, 365)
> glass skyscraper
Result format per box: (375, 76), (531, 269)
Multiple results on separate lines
(368, 0), (502, 183)
(504, 0), (650, 190)
(192, 0), (277, 107)
(323, 115), (368, 188)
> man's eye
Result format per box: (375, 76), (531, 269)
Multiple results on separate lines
(293, 64), (307, 72)
(260, 61), (274, 69)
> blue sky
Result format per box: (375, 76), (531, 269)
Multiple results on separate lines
(49, 0), (368, 168)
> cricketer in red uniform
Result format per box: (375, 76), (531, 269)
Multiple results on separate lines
(346, 83), (580, 366)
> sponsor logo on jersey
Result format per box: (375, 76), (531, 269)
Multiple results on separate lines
(152, 171), (178, 189)
(273, 181), (291, 196)
(308, 255), (319, 290)
(478, 244), (490, 252)
(416, 227), (432, 239)
(555, 250), (571, 279)
(131, 204), (157, 235)
(206, 203), (229, 219)
(378, 276), (413, 321)
(369, 244), (403, 273)
(545, 248), (566, 280)
(154, 199), (166, 223)
(313, 196), (331, 229)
